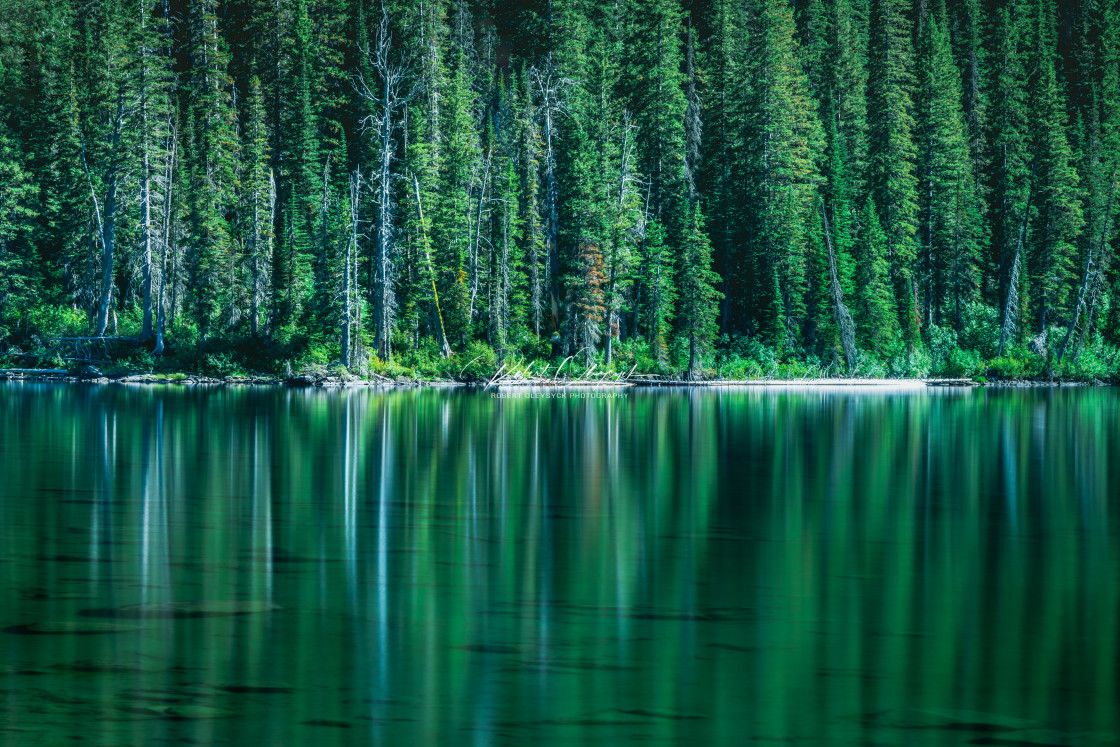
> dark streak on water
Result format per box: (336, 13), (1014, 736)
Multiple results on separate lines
(1, 382), (1118, 746)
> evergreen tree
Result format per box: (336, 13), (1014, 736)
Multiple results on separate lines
(624, 0), (687, 233)
(1027, 0), (1084, 336)
(677, 204), (722, 378)
(240, 76), (274, 339)
(740, 0), (824, 347)
(0, 73), (39, 340)
(185, 0), (240, 338)
(868, 0), (919, 344)
(641, 217), (675, 361)
(916, 2), (983, 330)
(854, 195), (897, 349)
(990, 1), (1034, 354)
(273, 0), (319, 336)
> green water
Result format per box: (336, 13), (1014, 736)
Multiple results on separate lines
(1, 383), (1118, 746)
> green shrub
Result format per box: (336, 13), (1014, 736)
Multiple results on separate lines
(885, 340), (931, 378)
(986, 356), (1025, 379)
(202, 352), (243, 377)
(18, 305), (88, 341)
(945, 347), (983, 377)
(926, 324), (957, 374)
(852, 351), (888, 378)
(122, 349), (156, 373)
(458, 341), (498, 378)
(1058, 335), (1120, 379)
(958, 302), (1000, 358)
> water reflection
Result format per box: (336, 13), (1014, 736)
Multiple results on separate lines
(0, 383), (1118, 746)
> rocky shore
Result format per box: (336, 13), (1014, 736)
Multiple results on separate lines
(1, 367), (1113, 388)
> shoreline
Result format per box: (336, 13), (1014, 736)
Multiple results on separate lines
(1, 370), (1113, 388)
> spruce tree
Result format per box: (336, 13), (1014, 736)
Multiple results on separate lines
(1027, 0), (1084, 336)
(0, 79), (39, 340)
(916, 2), (983, 330)
(185, 0), (240, 339)
(855, 195), (898, 350)
(868, 0), (920, 344)
(990, 1), (1033, 354)
(677, 204), (722, 378)
(741, 0), (824, 347)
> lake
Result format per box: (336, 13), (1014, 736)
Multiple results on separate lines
(1, 382), (1118, 746)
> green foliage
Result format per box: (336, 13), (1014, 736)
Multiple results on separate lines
(958, 302), (1000, 358)
(201, 352), (242, 377)
(1, 0), (1118, 382)
(885, 340), (932, 378)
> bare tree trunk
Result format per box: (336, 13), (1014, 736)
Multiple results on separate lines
(605, 117), (635, 368)
(412, 174), (451, 357)
(822, 202), (858, 371)
(358, 6), (411, 362)
(80, 94), (126, 338)
(342, 170), (360, 369)
(531, 62), (568, 335)
(468, 145), (492, 322)
(1057, 174), (1115, 363)
(139, 27), (154, 345)
(153, 128), (176, 357)
(998, 185), (1033, 356)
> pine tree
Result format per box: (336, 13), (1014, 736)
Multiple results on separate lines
(854, 195), (897, 349)
(990, 1), (1033, 354)
(490, 76), (527, 360)
(1067, 0), (1120, 352)
(916, 2), (983, 330)
(18, 2), (88, 317)
(240, 76), (274, 339)
(1027, 0), (1083, 336)
(698, 0), (743, 332)
(430, 0), (479, 352)
(641, 217), (675, 361)
(185, 0), (240, 338)
(868, 0), (920, 344)
(741, 0), (824, 347)
(624, 0), (687, 232)
(947, 0), (987, 186)
(0, 78), (39, 340)
(677, 204), (722, 378)
(273, 0), (319, 337)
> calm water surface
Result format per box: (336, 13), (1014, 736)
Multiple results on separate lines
(1, 383), (1118, 746)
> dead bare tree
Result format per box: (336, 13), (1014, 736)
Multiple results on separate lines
(822, 201), (858, 371)
(411, 173), (452, 357)
(152, 117), (177, 356)
(605, 112), (638, 367)
(79, 89), (129, 338)
(998, 169), (1035, 356)
(355, 4), (416, 361)
(341, 170), (362, 369)
(1057, 171), (1116, 363)
(529, 60), (574, 336)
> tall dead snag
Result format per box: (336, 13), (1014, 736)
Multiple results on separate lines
(153, 122), (177, 356)
(342, 169), (361, 369)
(79, 92), (127, 339)
(605, 113), (637, 368)
(1057, 173), (1115, 363)
(822, 202), (858, 371)
(529, 61), (572, 335)
(998, 184), (1033, 356)
(411, 173), (452, 357)
(356, 4), (414, 361)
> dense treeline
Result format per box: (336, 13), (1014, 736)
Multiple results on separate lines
(2, 0), (1119, 379)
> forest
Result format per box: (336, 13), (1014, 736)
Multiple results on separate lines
(2, 0), (1119, 381)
